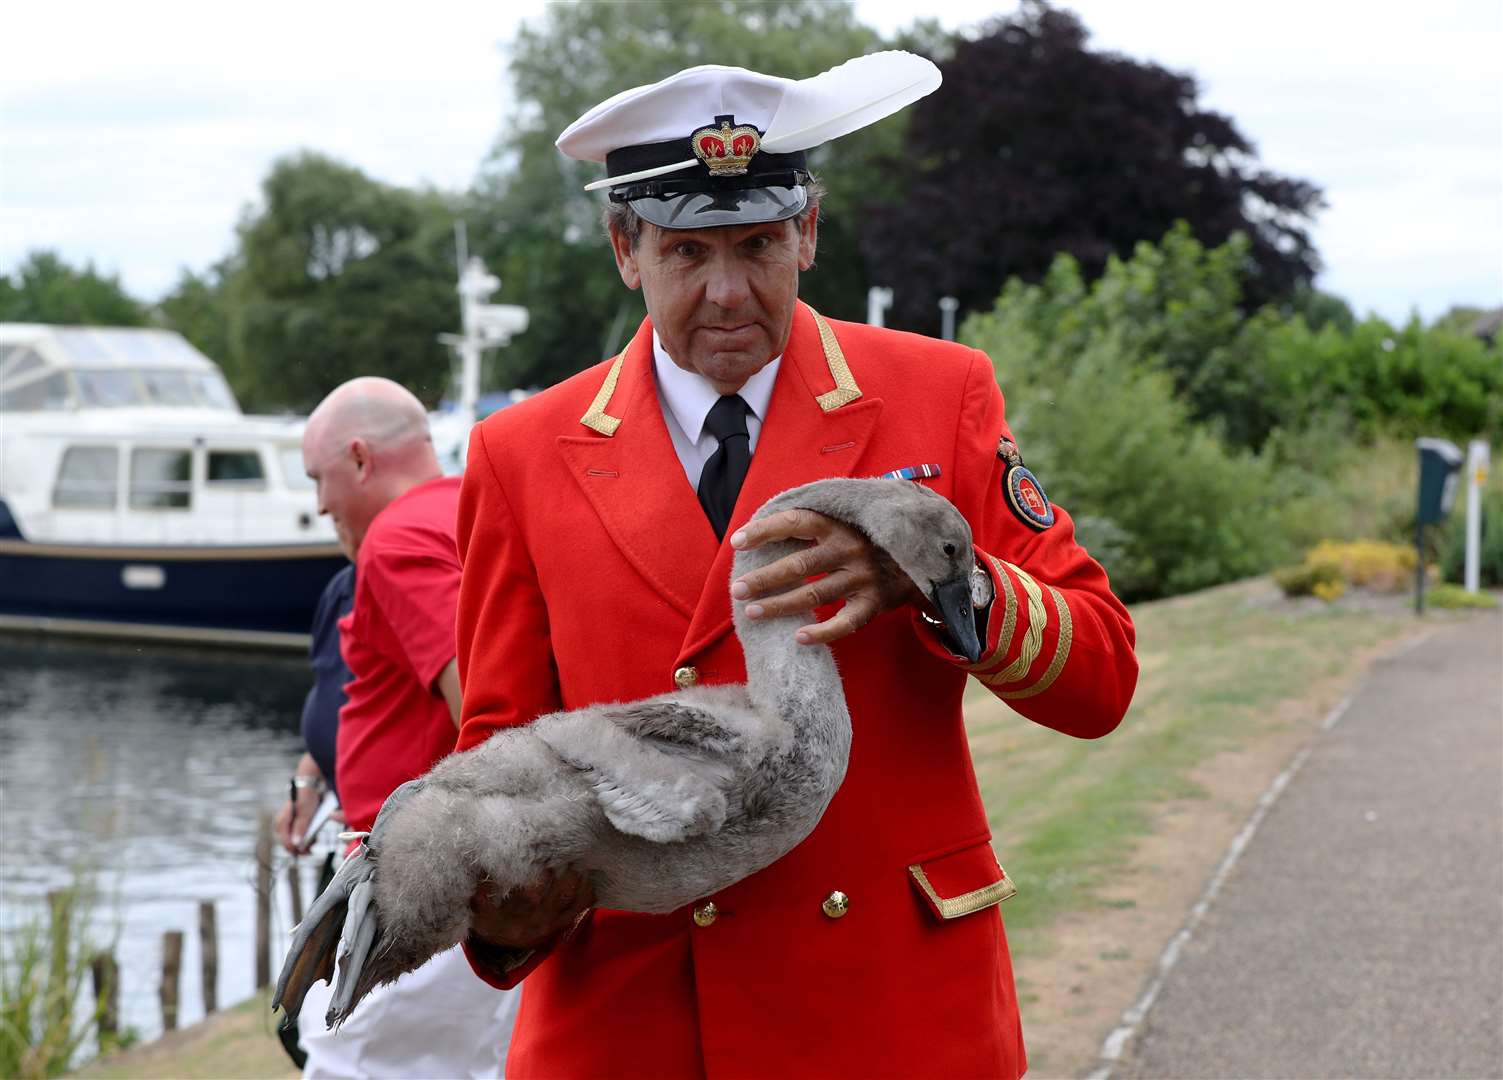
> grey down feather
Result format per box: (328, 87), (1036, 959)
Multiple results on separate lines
(274, 476), (979, 1028)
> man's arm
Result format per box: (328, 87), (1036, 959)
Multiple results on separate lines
(435, 658), (462, 729)
(732, 350), (1137, 738)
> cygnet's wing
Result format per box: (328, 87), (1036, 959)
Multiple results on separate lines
(272, 846), (372, 1024)
(536, 701), (745, 844)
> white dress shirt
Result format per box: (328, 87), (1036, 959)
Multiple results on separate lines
(652, 330), (781, 491)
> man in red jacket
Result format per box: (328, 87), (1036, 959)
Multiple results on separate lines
(295, 377), (518, 1078)
(457, 59), (1138, 1078)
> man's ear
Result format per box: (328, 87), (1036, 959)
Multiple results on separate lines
(608, 222), (642, 290)
(796, 208), (819, 272)
(349, 437), (373, 483)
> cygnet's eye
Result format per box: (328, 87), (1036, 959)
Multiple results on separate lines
(942, 542), (958, 558)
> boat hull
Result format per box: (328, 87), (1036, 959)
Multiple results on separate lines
(0, 536), (346, 648)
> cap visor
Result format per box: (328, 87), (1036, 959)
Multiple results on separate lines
(630, 185), (807, 230)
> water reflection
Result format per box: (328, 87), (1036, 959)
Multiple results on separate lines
(0, 635), (326, 1046)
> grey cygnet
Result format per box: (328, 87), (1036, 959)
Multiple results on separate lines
(274, 476), (981, 1028)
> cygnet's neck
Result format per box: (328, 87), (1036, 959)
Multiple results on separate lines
(730, 539), (843, 719)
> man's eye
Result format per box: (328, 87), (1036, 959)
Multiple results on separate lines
(674, 243), (702, 258)
(744, 235), (773, 252)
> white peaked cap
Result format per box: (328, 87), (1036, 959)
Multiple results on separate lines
(555, 52), (941, 227)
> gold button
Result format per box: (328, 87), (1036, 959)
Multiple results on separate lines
(673, 666), (699, 689)
(692, 901), (718, 927)
(822, 891), (850, 919)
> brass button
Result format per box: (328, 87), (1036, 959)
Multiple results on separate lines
(673, 666), (699, 689)
(692, 901), (718, 927)
(822, 890), (850, 919)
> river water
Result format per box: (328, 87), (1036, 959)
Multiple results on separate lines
(0, 633), (332, 1047)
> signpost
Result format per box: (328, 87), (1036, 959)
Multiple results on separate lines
(1463, 439), (1490, 594)
(1413, 438), (1464, 614)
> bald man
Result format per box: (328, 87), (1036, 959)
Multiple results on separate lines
(294, 378), (518, 1078)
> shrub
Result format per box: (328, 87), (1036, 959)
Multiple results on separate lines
(1427, 583), (1498, 610)
(1442, 479), (1503, 588)
(1275, 539), (1418, 598)
(965, 325), (1288, 601)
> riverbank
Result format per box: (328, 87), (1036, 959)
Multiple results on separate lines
(75, 578), (1469, 1078)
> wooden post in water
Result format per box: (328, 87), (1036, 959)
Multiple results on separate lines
(160, 930), (184, 1031)
(255, 811), (273, 990)
(45, 890), (73, 1035)
(90, 951), (119, 1040)
(199, 901), (218, 1014)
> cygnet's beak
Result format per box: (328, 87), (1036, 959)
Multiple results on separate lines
(930, 577), (982, 663)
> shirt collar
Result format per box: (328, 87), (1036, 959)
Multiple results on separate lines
(652, 330), (781, 442)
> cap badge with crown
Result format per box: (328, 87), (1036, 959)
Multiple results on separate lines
(691, 116), (762, 176)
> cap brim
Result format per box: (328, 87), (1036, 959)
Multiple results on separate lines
(630, 184), (807, 230)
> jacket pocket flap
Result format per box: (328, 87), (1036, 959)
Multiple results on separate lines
(908, 843), (1017, 921)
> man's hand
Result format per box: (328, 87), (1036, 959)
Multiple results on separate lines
(469, 868), (595, 951)
(730, 508), (925, 646)
(273, 784), (321, 856)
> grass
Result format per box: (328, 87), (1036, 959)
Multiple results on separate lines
(966, 577), (1418, 950)
(74, 992), (294, 1080)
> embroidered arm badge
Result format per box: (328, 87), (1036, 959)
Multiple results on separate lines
(998, 437), (1054, 530)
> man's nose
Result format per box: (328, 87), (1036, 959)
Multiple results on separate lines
(704, 253), (751, 310)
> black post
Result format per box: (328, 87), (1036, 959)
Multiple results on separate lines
(1415, 519), (1425, 615)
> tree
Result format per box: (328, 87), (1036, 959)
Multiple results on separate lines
(212, 152), (462, 412)
(863, 1), (1323, 334)
(470, 0), (895, 389)
(0, 250), (148, 326)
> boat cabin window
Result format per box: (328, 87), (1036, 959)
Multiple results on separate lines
(1, 371), (71, 412)
(279, 446), (314, 490)
(207, 450), (267, 489)
(193, 372), (238, 410)
(129, 448), (192, 510)
(141, 370), (197, 407)
(53, 447), (120, 509)
(76, 370), (145, 408)
(0, 346), (45, 383)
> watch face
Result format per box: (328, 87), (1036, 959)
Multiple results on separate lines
(970, 561), (995, 608)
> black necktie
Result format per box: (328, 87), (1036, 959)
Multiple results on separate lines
(698, 394), (751, 539)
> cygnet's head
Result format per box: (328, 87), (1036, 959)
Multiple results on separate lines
(773, 478), (982, 661)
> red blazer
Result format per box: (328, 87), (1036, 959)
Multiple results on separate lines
(455, 304), (1137, 1079)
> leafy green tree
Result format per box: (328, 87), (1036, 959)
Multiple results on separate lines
(221, 152), (462, 411)
(865, 1), (1323, 335)
(471, 0), (896, 389)
(0, 251), (148, 326)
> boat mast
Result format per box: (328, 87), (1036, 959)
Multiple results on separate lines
(444, 222), (529, 444)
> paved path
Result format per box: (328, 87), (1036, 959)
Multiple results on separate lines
(1117, 611), (1503, 1080)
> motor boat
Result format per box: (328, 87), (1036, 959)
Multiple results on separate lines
(0, 323), (346, 648)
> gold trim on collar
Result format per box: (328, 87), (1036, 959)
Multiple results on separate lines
(809, 308), (862, 412)
(579, 351), (627, 436)
(909, 863), (1018, 919)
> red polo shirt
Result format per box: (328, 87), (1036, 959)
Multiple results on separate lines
(336, 476), (463, 835)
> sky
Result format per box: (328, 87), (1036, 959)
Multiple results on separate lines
(2, 0), (1499, 325)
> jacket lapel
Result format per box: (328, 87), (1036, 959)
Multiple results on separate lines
(677, 304), (884, 664)
(556, 320), (719, 620)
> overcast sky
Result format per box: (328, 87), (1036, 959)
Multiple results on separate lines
(2, 0), (1499, 324)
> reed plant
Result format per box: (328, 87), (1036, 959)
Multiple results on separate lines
(0, 886), (131, 1079)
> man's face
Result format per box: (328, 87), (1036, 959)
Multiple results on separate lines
(610, 212), (818, 393)
(302, 424), (374, 561)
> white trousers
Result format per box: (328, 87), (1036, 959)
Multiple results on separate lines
(298, 944), (520, 1079)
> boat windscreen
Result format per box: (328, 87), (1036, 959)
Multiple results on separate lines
(75, 370), (145, 407)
